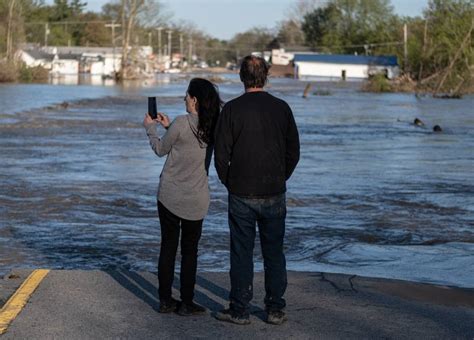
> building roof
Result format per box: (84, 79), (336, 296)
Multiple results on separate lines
(57, 53), (81, 60)
(22, 49), (86, 61)
(54, 46), (116, 55)
(293, 54), (398, 66)
(23, 49), (54, 61)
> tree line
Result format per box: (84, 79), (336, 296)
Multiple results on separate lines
(0, 0), (472, 94)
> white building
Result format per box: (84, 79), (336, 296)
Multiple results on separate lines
(18, 47), (80, 75)
(17, 49), (53, 69)
(51, 47), (122, 76)
(17, 45), (159, 76)
(271, 49), (295, 66)
(293, 54), (400, 80)
(83, 54), (121, 76)
(251, 51), (272, 62)
(51, 53), (79, 75)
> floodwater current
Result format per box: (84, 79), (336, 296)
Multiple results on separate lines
(1, 74), (473, 287)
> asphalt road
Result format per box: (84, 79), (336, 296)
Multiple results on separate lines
(1, 270), (473, 339)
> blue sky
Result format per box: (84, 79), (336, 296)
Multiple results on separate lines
(65, 0), (428, 40)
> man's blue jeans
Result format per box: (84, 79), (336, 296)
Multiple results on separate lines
(228, 193), (287, 316)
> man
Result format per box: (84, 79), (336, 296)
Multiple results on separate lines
(214, 55), (300, 325)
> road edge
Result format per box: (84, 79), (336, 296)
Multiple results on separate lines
(0, 269), (50, 335)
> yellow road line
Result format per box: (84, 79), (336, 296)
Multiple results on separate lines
(0, 269), (50, 335)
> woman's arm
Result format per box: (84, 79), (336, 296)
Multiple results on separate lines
(143, 114), (180, 157)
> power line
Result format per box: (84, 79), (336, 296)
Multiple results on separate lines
(24, 20), (111, 25)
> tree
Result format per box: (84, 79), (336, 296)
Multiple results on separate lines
(2, 0), (30, 60)
(301, 0), (399, 54)
(79, 11), (111, 46)
(23, 0), (50, 45)
(301, 4), (340, 51)
(6, 0), (18, 59)
(276, 19), (305, 48)
(417, 0), (473, 95)
(49, 0), (79, 21)
(229, 27), (275, 59)
(273, 0), (320, 50)
(288, 0), (322, 24)
(117, 0), (164, 79)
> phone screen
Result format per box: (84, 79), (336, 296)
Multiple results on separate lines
(148, 97), (157, 119)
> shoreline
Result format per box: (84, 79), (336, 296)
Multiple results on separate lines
(1, 68), (473, 97)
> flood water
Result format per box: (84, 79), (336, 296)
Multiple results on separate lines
(1, 74), (473, 288)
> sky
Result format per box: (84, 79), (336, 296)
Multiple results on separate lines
(66, 0), (428, 40)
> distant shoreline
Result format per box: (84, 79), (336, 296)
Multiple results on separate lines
(1, 67), (472, 98)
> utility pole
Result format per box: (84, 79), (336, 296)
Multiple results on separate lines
(156, 27), (163, 62)
(105, 22), (121, 75)
(179, 33), (183, 68)
(188, 35), (193, 67)
(167, 30), (172, 61)
(403, 23), (408, 74)
(44, 23), (50, 47)
(65, 22), (71, 47)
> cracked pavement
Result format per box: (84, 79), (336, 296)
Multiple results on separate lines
(1, 270), (473, 339)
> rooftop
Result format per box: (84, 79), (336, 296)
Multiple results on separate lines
(294, 54), (398, 66)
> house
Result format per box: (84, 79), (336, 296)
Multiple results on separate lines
(251, 51), (272, 62)
(271, 49), (295, 66)
(17, 49), (53, 69)
(293, 54), (400, 80)
(51, 52), (80, 75)
(82, 53), (121, 76)
(17, 47), (80, 75)
(17, 46), (126, 76)
(50, 47), (122, 76)
(17, 45), (163, 77)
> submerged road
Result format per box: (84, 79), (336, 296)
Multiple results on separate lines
(0, 270), (473, 339)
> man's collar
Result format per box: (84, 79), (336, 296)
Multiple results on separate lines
(245, 87), (265, 93)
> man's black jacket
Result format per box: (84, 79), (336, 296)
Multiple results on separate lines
(214, 91), (300, 197)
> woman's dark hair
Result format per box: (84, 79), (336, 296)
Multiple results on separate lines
(187, 78), (223, 145)
(239, 55), (270, 89)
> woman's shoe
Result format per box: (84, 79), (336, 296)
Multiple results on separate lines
(177, 301), (206, 316)
(158, 297), (179, 313)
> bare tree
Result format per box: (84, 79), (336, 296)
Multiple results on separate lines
(289, 0), (327, 24)
(118, 0), (167, 79)
(276, 0), (327, 49)
(6, 0), (17, 60)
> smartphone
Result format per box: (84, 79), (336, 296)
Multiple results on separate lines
(148, 97), (157, 119)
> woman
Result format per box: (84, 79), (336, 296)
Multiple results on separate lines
(143, 78), (222, 316)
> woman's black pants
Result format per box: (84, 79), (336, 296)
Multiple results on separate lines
(157, 201), (203, 304)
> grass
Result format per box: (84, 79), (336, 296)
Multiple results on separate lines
(362, 73), (393, 93)
(0, 60), (49, 83)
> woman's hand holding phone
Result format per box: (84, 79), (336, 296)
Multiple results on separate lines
(143, 113), (155, 126)
(143, 112), (170, 129)
(145, 97), (169, 129)
(157, 112), (170, 129)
